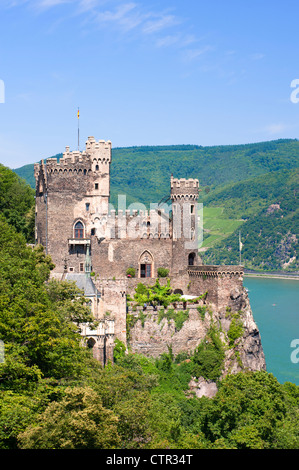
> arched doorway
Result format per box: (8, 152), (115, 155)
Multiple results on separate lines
(139, 250), (154, 278)
(87, 337), (96, 349)
(188, 252), (196, 266)
(174, 289), (183, 295)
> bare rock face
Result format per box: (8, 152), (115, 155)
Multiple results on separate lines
(228, 286), (247, 311)
(188, 377), (218, 399)
(221, 288), (266, 378)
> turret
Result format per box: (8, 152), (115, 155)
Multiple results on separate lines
(34, 136), (112, 273)
(170, 175), (201, 272)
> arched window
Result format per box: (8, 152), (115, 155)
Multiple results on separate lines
(139, 250), (154, 278)
(188, 252), (196, 266)
(74, 221), (84, 239)
(87, 338), (96, 349)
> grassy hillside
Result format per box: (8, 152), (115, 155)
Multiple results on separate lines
(202, 168), (299, 271)
(12, 139), (299, 271)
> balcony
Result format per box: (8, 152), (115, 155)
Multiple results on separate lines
(68, 238), (91, 246)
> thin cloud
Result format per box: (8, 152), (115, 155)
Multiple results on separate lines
(265, 123), (286, 134)
(3, 0), (216, 67)
(183, 45), (214, 62)
(142, 14), (179, 34)
(95, 3), (151, 32)
(34, 0), (71, 9)
(250, 53), (265, 60)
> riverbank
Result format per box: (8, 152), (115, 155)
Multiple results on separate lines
(244, 272), (299, 280)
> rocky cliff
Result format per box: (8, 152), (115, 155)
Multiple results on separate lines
(128, 286), (266, 389)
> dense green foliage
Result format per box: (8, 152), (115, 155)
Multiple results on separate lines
(0, 219), (298, 449)
(131, 279), (183, 308)
(0, 164), (34, 242)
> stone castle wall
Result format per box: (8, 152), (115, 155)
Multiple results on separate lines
(187, 265), (244, 312)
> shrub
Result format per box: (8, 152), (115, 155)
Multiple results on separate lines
(227, 317), (244, 347)
(126, 267), (136, 278)
(157, 267), (169, 278)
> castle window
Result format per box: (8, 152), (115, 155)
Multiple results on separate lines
(188, 252), (196, 266)
(95, 183), (99, 190)
(86, 203), (90, 211)
(74, 221), (84, 239)
(140, 264), (152, 278)
(139, 250), (153, 278)
(84, 169), (87, 175)
(79, 262), (84, 272)
(190, 205), (194, 214)
(95, 164), (99, 171)
(91, 228), (95, 236)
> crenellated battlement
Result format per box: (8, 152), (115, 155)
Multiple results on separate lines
(170, 175), (200, 201)
(39, 137), (112, 174)
(188, 265), (244, 278)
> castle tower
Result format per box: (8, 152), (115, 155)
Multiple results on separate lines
(170, 176), (201, 274)
(34, 137), (112, 273)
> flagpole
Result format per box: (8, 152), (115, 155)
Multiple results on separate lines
(239, 231), (242, 265)
(77, 107), (80, 150)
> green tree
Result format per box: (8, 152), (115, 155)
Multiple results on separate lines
(0, 218), (99, 392)
(0, 164), (35, 241)
(201, 371), (288, 448)
(18, 386), (120, 449)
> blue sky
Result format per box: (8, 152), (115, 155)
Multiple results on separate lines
(1, 0), (299, 168)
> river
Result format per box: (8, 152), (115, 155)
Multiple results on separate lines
(243, 276), (299, 385)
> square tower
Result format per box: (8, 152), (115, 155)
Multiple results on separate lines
(34, 137), (112, 273)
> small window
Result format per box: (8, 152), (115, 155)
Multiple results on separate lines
(140, 264), (152, 278)
(91, 228), (95, 236)
(79, 262), (84, 272)
(74, 221), (84, 239)
(190, 205), (194, 214)
(69, 267), (74, 272)
(86, 203), (90, 211)
(95, 183), (99, 190)
(95, 164), (99, 171)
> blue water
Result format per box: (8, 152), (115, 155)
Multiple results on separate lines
(243, 277), (299, 385)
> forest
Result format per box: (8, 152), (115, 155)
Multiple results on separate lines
(0, 164), (298, 449)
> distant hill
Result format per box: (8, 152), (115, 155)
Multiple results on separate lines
(201, 168), (299, 271)
(12, 138), (299, 271)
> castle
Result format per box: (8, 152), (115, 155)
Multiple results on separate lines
(34, 137), (244, 365)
